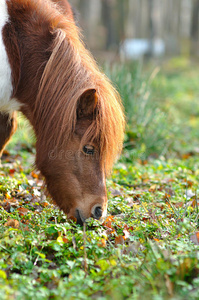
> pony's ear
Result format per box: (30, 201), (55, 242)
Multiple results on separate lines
(3, 24), (21, 97)
(77, 89), (98, 118)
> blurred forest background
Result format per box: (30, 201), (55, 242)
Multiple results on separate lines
(70, 0), (199, 59)
(64, 0), (199, 160)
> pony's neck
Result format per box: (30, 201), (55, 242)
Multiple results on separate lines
(4, 2), (55, 132)
(16, 31), (52, 117)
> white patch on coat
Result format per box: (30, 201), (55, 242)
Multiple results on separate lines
(0, 0), (20, 113)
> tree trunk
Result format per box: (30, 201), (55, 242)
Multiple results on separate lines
(191, 0), (199, 55)
(147, 0), (154, 57)
(101, 0), (116, 50)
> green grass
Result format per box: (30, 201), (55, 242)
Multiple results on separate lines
(105, 62), (178, 159)
(5, 112), (35, 158)
(106, 58), (199, 159)
(0, 57), (199, 299)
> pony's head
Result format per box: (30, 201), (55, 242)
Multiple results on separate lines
(37, 89), (110, 224)
(35, 70), (124, 223)
(33, 25), (125, 224)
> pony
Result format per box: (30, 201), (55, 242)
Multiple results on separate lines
(0, 0), (124, 224)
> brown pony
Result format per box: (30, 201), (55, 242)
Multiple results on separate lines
(0, 0), (124, 224)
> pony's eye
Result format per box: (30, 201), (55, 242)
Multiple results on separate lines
(83, 145), (95, 155)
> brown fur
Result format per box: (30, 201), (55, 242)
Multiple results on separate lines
(51, 0), (74, 19)
(2, 0), (125, 221)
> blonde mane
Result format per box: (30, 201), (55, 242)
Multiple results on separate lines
(32, 0), (125, 173)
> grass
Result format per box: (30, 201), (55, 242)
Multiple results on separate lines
(105, 62), (178, 159)
(106, 57), (199, 159)
(0, 57), (199, 299)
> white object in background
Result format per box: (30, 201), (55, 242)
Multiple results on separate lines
(120, 39), (165, 59)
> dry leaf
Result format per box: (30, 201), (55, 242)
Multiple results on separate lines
(174, 202), (184, 208)
(31, 171), (39, 179)
(9, 169), (16, 175)
(5, 193), (11, 199)
(2, 150), (10, 156)
(190, 232), (199, 245)
(62, 237), (69, 243)
(149, 184), (157, 192)
(4, 219), (20, 229)
(182, 153), (192, 160)
(69, 216), (77, 223)
(98, 238), (106, 247)
(42, 202), (49, 207)
(17, 207), (29, 216)
(103, 216), (114, 229)
(190, 199), (199, 208)
(115, 235), (125, 245)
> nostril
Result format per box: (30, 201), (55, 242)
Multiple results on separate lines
(75, 209), (84, 225)
(93, 206), (102, 219)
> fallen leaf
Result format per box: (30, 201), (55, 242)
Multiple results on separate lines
(17, 207), (29, 216)
(184, 189), (195, 199)
(28, 179), (36, 186)
(182, 153), (192, 160)
(42, 202), (49, 207)
(4, 219), (20, 229)
(149, 184), (157, 192)
(9, 169), (16, 175)
(98, 238), (106, 247)
(174, 202), (184, 208)
(1, 201), (11, 213)
(31, 171), (39, 179)
(115, 235), (125, 245)
(62, 237), (69, 243)
(2, 149), (10, 156)
(190, 199), (199, 208)
(5, 193), (11, 199)
(1, 198), (19, 209)
(69, 216), (77, 223)
(190, 232), (199, 245)
(123, 229), (130, 240)
(103, 216), (114, 229)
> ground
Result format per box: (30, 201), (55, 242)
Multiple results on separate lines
(0, 57), (199, 299)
